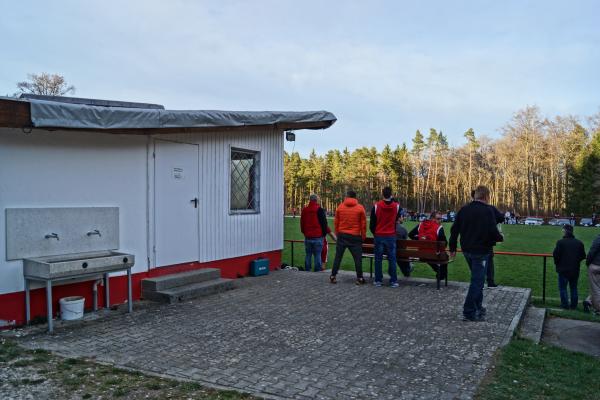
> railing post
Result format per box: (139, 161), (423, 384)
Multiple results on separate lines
(291, 241), (294, 268)
(542, 256), (547, 304)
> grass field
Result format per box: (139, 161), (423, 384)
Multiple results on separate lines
(474, 338), (600, 400)
(283, 217), (600, 302)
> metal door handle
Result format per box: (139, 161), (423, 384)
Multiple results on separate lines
(191, 198), (198, 208)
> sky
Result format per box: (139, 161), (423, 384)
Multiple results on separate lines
(1, 0), (599, 155)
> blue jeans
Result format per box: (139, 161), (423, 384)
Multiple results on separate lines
(463, 252), (490, 318)
(304, 237), (324, 272)
(558, 273), (578, 308)
(374, 236), (397, 284)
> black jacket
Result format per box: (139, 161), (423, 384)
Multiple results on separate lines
(587, 234), (600, 266)
(553, 234), (586, 279)
(449, 201), (498, 253)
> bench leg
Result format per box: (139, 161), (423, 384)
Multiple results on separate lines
(445, 265), (448, 287)
(370, 258), (373, 280)
(436, 275), (440, 290)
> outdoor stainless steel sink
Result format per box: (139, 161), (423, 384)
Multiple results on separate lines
(24, 251), (135, 279)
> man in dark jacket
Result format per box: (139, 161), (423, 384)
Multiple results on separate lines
(300, 194), (331, 272)
(553, 224), (586, 309)
(370, 187), (401, 287)
(584, 233), (600, 313)
(449, 185), (499, 321)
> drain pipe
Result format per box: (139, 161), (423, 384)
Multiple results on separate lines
(92, 279), (102, 311)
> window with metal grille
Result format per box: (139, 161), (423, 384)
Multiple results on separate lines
(230, 148), (260, 213)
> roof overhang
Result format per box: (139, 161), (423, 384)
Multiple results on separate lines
(0, 96), (336, 134)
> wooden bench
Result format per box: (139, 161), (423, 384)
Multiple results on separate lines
(361, 238), (451, 289)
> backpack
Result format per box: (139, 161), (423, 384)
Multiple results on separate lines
(418, 220), (440, 241)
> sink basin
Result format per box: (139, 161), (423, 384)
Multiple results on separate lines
(24, 251), (135, 279)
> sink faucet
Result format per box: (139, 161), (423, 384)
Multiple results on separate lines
(87, 229), (102, 237)
(45, 233), (59, 241)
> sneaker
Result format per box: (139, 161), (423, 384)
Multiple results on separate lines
(374, 281), (383, 287)
(463, 314), (484, 322)
(390, 282), (399, 288)
(487, 282), (498, 288)
(355, 277), (366, 285)
(583, 300), (591, 313)
(329, 275), (337, 284)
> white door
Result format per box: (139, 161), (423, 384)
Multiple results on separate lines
(154, 140), (199, 266)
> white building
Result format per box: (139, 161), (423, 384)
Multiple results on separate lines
(0, 95), (335, 327)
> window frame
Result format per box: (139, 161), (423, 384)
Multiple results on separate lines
(229, 146), (261, 215)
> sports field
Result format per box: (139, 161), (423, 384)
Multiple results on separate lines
(283, 217), (600, 302)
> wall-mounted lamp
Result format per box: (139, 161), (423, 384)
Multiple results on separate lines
(285, 131), (296, 142)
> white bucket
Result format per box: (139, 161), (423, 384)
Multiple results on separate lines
(59, 296), (85, 321)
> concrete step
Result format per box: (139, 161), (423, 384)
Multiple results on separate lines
(143, 278), (235, 304)
(141, 268), (221, 292)
(518, 305), (546, 344)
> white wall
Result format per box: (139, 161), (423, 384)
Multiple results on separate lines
(0, 128), (149, 295)
(0, 126), (285, 294)
(153, 128), (284, 263)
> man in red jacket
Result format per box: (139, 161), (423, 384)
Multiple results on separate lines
(370, 187), (401, 287)
(300, 194), (331, 272)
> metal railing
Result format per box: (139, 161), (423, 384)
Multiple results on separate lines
(284, 239), (552, 303)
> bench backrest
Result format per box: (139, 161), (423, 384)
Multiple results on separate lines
(362, 237), (449, 263)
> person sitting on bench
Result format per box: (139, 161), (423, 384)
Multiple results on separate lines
(408, 210), (447, 280)
(396, 213), (413, 277)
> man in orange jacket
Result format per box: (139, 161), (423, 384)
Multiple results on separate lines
(330, 190), (367, 284)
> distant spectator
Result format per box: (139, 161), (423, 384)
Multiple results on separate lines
(583, 233), (600, 314)
(570, 212), (576, 226)
(553, 224), (586, 309)
(330, 190), (367, 284)
(408, 210), (447, 281)
(300, 194), (331, 272)
(370, 187), (401, 287)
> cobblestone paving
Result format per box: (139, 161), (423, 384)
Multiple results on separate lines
(15, 271), (530, 399)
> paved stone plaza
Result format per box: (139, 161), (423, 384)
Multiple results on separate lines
(15, 270), (529, 399)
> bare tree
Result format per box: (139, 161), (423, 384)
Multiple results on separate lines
(16, 73), (75, 96)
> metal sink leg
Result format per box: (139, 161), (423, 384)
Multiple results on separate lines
(104, 273), (110, 309)
(25, 279), (30, 324)
(46, 280), (53, 333)
(127, 268), (132, 313)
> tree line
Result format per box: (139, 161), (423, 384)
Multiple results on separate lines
(284, 106), (600, 216)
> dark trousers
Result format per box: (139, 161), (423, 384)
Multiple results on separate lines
(428, 263), (447, 280)
(558, 273), (579, 308)
(398, 260), (411, 277)
(332, 233), (363, 278)
(486, 252), (495, 284)
(463, 251), (490, 318)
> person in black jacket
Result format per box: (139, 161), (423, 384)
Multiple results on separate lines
(552, 224), (586, 309)
(449, 186), (499, 321)
(470, 190), (504, 287)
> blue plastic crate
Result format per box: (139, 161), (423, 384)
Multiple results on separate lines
(250, 258), (269, 276)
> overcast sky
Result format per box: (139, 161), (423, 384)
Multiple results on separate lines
(1, 0), (599, 154)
